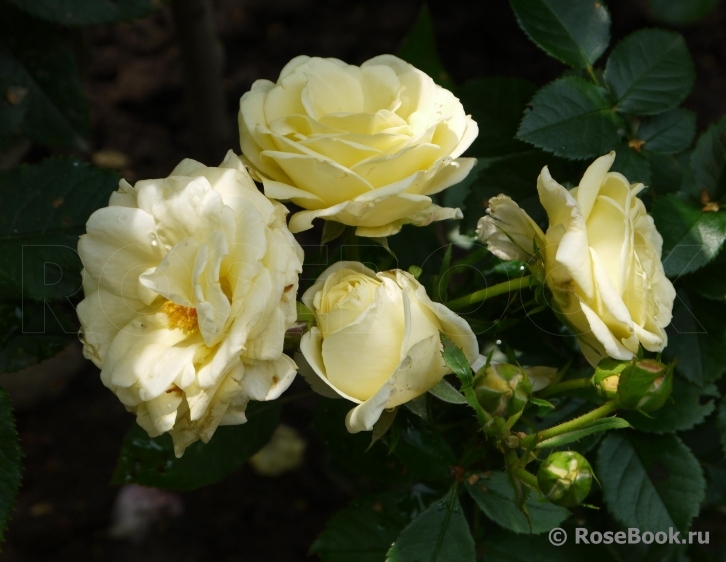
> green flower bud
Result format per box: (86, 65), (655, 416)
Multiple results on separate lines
(473, 363), (532, 418)
(537, 451), (593, 507)
(617, 359), (674, 413)
(590, 358), (629, 400)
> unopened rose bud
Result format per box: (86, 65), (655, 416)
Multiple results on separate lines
(617, 359), (674, 413)
(473, 363), (532, 418)
(590, 358), (629, 400)
(537, 451), (593, 508)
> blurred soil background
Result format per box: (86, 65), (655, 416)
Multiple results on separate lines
(2, 0), (726, 560)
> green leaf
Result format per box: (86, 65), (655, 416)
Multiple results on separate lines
(314, 398), (408, 484)
(370, 408), (398, 449)
(530, 397), (554, 409)
(5, 0), (164, 26)
(611, 144), (651, 184)
(651, 194), (726, 277)
(605, 29), (695, 115)
(465, 471), (570, 534)
(311, 488), (435, 562)
(685, 249), (726, 301)
(0, 301), (76, 373)
(716, 396), (726, 458)
(403, 394), (428, 421)
(440, 334), (472, 385)
(458, 77), (537, 157)
(321, 220), (346, 246)
(639, 109), (696, 154)
(622, 377), (717, 433)
(647, 0), (720, 26)
(111, 402), (280, 491)
(649, 152), (696, 197)
(509, 0), (610, 68)
(597, 432), (705, 532)
(397, 5), (453, 89)
(690, 117), (726, 199)
(663, 291), (726, 386)
(428, 378), (467, 405)
(386, 486), (475, 562)
(536, 417), (631, 449)
(296, 301), (315, 323)
(703, 464), (726, 508)
(392, 408), (456, 481)
(0, 390), (22, 543)
(482, 531), (619, 561)
(0, 4), (89, 150)
(0, 159), (119, 300)
(517, 77), (624, 160)
(0, 81), (28, 147)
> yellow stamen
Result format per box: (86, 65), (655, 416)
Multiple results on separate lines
(161, 301), (198, 332)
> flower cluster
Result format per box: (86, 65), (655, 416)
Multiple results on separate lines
(77, 56), (479, 454)
(77, 54), (675, 458)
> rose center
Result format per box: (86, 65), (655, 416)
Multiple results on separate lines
(161, 301), (198, 332)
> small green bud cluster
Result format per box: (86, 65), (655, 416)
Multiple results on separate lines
(618, 358), (674, 413)
(473, 363), (531, 417)
(590, 357), (628, 400)
(537, 451), (593, 507)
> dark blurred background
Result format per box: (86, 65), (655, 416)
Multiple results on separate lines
(2, 1), (726, 560)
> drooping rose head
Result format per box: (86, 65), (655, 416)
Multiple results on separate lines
(299, 262), (478, 431)
(77, 151), (304, 456)
(477, 152), (676, 366)
(238, 55), (478, 238)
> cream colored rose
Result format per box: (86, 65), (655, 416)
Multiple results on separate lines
(477, 152), (676, 366)
(299, 262), (478, 431)
(76, 151), (304, 456)
(238, 54), (478, 238)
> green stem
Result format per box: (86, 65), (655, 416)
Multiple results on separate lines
(537, 377), (591, 398)
(462, 386), (493, 429)
(446, 276), (533, 311)
(522, 401), (618, 448)
(504, 449), (521, 470)
(513, 468), (539, 490)
(586, 65), (599, 86)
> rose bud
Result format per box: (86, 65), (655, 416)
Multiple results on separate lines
(298, 262), (478, 432)
(473, 363), (532, 418)
(617, 358), (674, 413)
(590, 357), (629, 400)
(537, 451), (594, 508)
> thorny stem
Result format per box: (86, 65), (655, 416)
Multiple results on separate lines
(513, 467), (539, 489)
(521, 400), (619, 449)
(446, 276), (534, 311)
